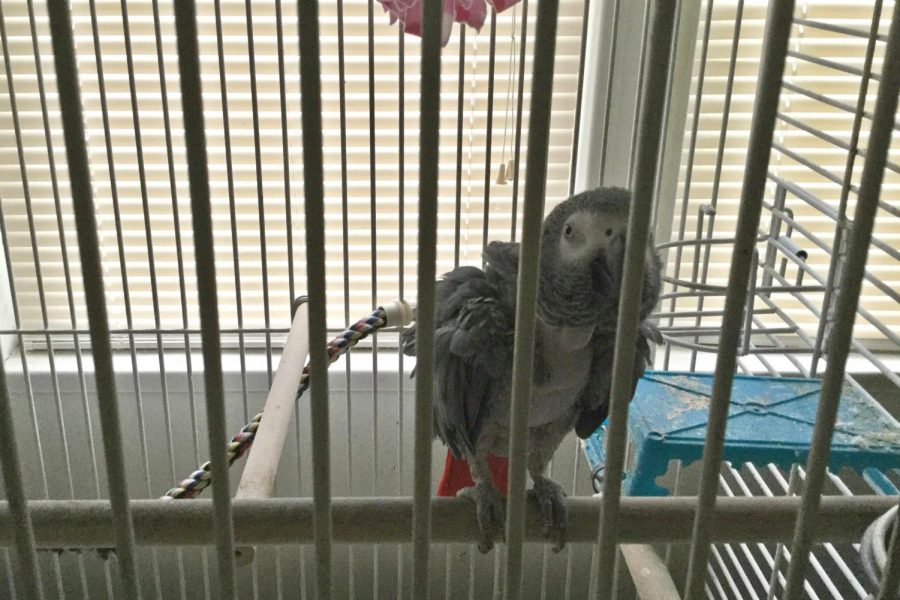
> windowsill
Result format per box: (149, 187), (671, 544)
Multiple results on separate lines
(0, 347), (417, 394)
(3, 344), (897, 393)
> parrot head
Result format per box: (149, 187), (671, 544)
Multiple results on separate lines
(538, 187), (656, 327)
(541, 187), (634, 286)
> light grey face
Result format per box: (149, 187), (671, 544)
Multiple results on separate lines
(557, 210), (627, 269)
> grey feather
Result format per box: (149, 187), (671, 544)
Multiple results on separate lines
(401, 247), (517, 457)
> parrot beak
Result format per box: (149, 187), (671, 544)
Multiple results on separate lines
(592, 252), (615, 289)
(592, 232), (626, 290)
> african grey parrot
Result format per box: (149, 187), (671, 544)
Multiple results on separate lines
(400, 186), (662, 552)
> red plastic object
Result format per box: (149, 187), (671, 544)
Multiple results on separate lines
(436, 449), (509, 497)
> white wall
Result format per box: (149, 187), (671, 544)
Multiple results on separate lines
(1, 350), (598, 599)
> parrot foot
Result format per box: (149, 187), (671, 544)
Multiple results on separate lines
(458, 482), (506, 553)
(528, 475), (568, 552)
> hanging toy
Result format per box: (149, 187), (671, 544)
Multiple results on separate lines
(377, 0), (524, 47)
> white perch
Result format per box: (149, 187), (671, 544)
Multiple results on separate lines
(234, 302), (309, 564)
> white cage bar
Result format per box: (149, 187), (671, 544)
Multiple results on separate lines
(593, 0), (678, 597)
(174, 1), (239, 596)
(45, 2), (143, 598)
(682, 2), (795, 597)
(781, 2), (900, 598)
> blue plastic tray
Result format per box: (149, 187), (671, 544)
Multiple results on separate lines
(583, 371), (900, 496)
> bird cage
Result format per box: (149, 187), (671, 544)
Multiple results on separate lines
(0, 0), (897, 599)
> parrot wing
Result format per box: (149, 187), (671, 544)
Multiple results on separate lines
(573, 238), (663, 439)
(401, 241), (519, 457)
(573, 320), (661, 439)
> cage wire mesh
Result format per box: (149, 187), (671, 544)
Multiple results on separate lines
(0, 0), (897, 598)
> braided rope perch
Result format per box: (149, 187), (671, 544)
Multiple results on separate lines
(163, 306), (390, 500)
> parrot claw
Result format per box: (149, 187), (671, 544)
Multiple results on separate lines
(528, 476), (568, 552)
(458, 482), (506, 553)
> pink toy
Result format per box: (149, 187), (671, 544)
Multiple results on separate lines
(378, 0), (523, 46)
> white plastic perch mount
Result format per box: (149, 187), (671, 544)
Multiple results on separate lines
(382, 298), (415, 327)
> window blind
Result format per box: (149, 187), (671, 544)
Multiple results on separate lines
(0, 0), (586, 339)
(669, 0), (899, 346)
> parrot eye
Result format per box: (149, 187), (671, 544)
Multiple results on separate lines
(564, 224), (573, 237)
(605, 228), (613, 237)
